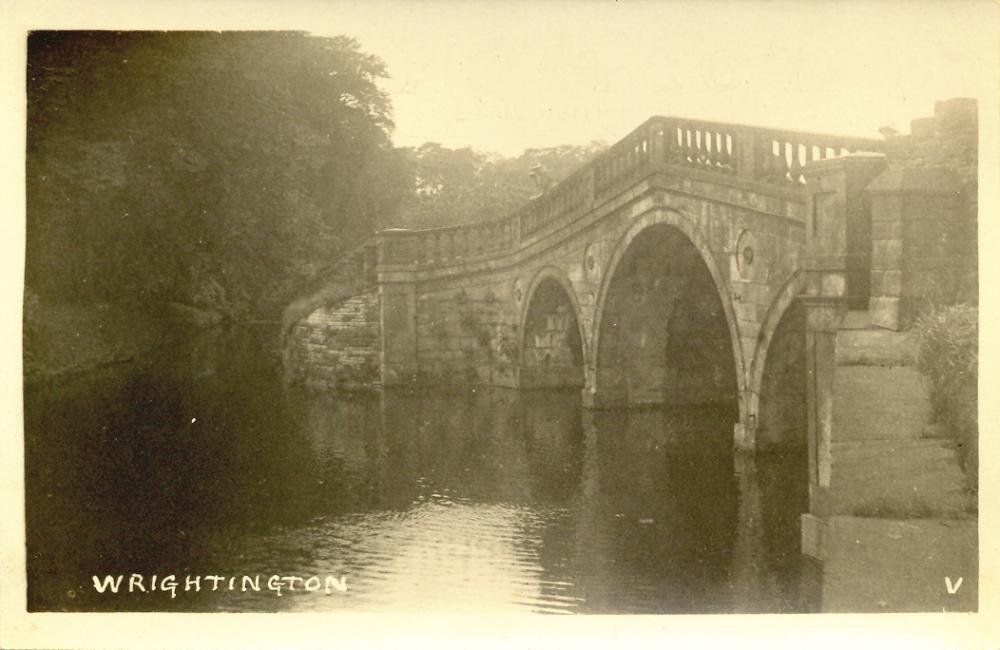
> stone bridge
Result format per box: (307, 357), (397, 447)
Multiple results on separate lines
(287, 99), (978, 611)
(373, 116), (888, 450)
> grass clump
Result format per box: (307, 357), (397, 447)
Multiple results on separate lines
(914, 304), (978, 488)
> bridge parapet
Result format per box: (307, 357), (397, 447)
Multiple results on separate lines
(377, 116), (884, 270)
(659, 117), (885, 185)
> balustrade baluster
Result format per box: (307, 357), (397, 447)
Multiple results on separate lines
(724, 132), (735, 172)
(788, 142), (803, 183)
(782, 141), (793, 182)
(773, 140), (789, 182)
(662, 126), (674, 163)
(668, 126), (679, 163)
(759, 138), (773, 180)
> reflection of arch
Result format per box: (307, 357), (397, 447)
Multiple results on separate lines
(747, 271), (807, 441)
(517, 266), (587, 387)
(590, 208), (746, 419)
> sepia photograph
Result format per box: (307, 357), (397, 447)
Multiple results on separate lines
(2, 0), (998, 647)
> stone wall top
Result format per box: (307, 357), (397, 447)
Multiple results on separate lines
(885, 98), (977, 186)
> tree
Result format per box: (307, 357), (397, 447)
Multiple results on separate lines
(26, 31), (410, 318)
(390, 141), (606, 230)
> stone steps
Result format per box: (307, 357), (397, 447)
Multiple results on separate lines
(828, 438), (974, 517)
(836, 327), (916, 366)
(833, 365), (931, 441)
(826, 309), (972, 518)
(807, 515), (977, 612)
(285, 291), (381, 391)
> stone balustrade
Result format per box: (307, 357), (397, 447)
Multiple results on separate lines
(378, 116), (885, 269)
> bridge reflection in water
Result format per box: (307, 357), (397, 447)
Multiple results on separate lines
(25, 337), (809, 613)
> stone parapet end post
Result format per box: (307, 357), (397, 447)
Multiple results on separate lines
(803, 154), (885, 308)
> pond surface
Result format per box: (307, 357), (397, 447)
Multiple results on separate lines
(25, 329), (811, 613)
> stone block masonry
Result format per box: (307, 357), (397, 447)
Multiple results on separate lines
(868, 97), (978, 329)
(284, 291), (380, 391)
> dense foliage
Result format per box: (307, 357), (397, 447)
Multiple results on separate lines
(26, 29), (604, 340)
(27, 31), (410, 319)
(914, 303), (978, 484)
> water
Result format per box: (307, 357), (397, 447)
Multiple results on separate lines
(25, 328), (810, 613)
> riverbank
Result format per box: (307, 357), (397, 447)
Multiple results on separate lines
(23, 295), (226, 385)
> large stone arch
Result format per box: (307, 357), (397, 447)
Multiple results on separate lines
(746, 270), (808, 448)
(517, 265), (588, 389)
(588, 208), (746, 421)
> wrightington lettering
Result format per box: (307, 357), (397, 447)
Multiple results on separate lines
(92, 574), (349, 598)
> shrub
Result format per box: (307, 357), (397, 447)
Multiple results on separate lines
(914, 304), (978, 487)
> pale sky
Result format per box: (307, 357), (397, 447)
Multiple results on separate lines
(7, 0), (998, 156)
(311, 0), (998, 155)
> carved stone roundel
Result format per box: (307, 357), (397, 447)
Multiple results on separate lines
(735, 230), (756, 279)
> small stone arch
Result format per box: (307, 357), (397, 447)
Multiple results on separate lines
(746, 270), (808, 447)
(517, 266), (588, 389)
(589, 208), (747, 420)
